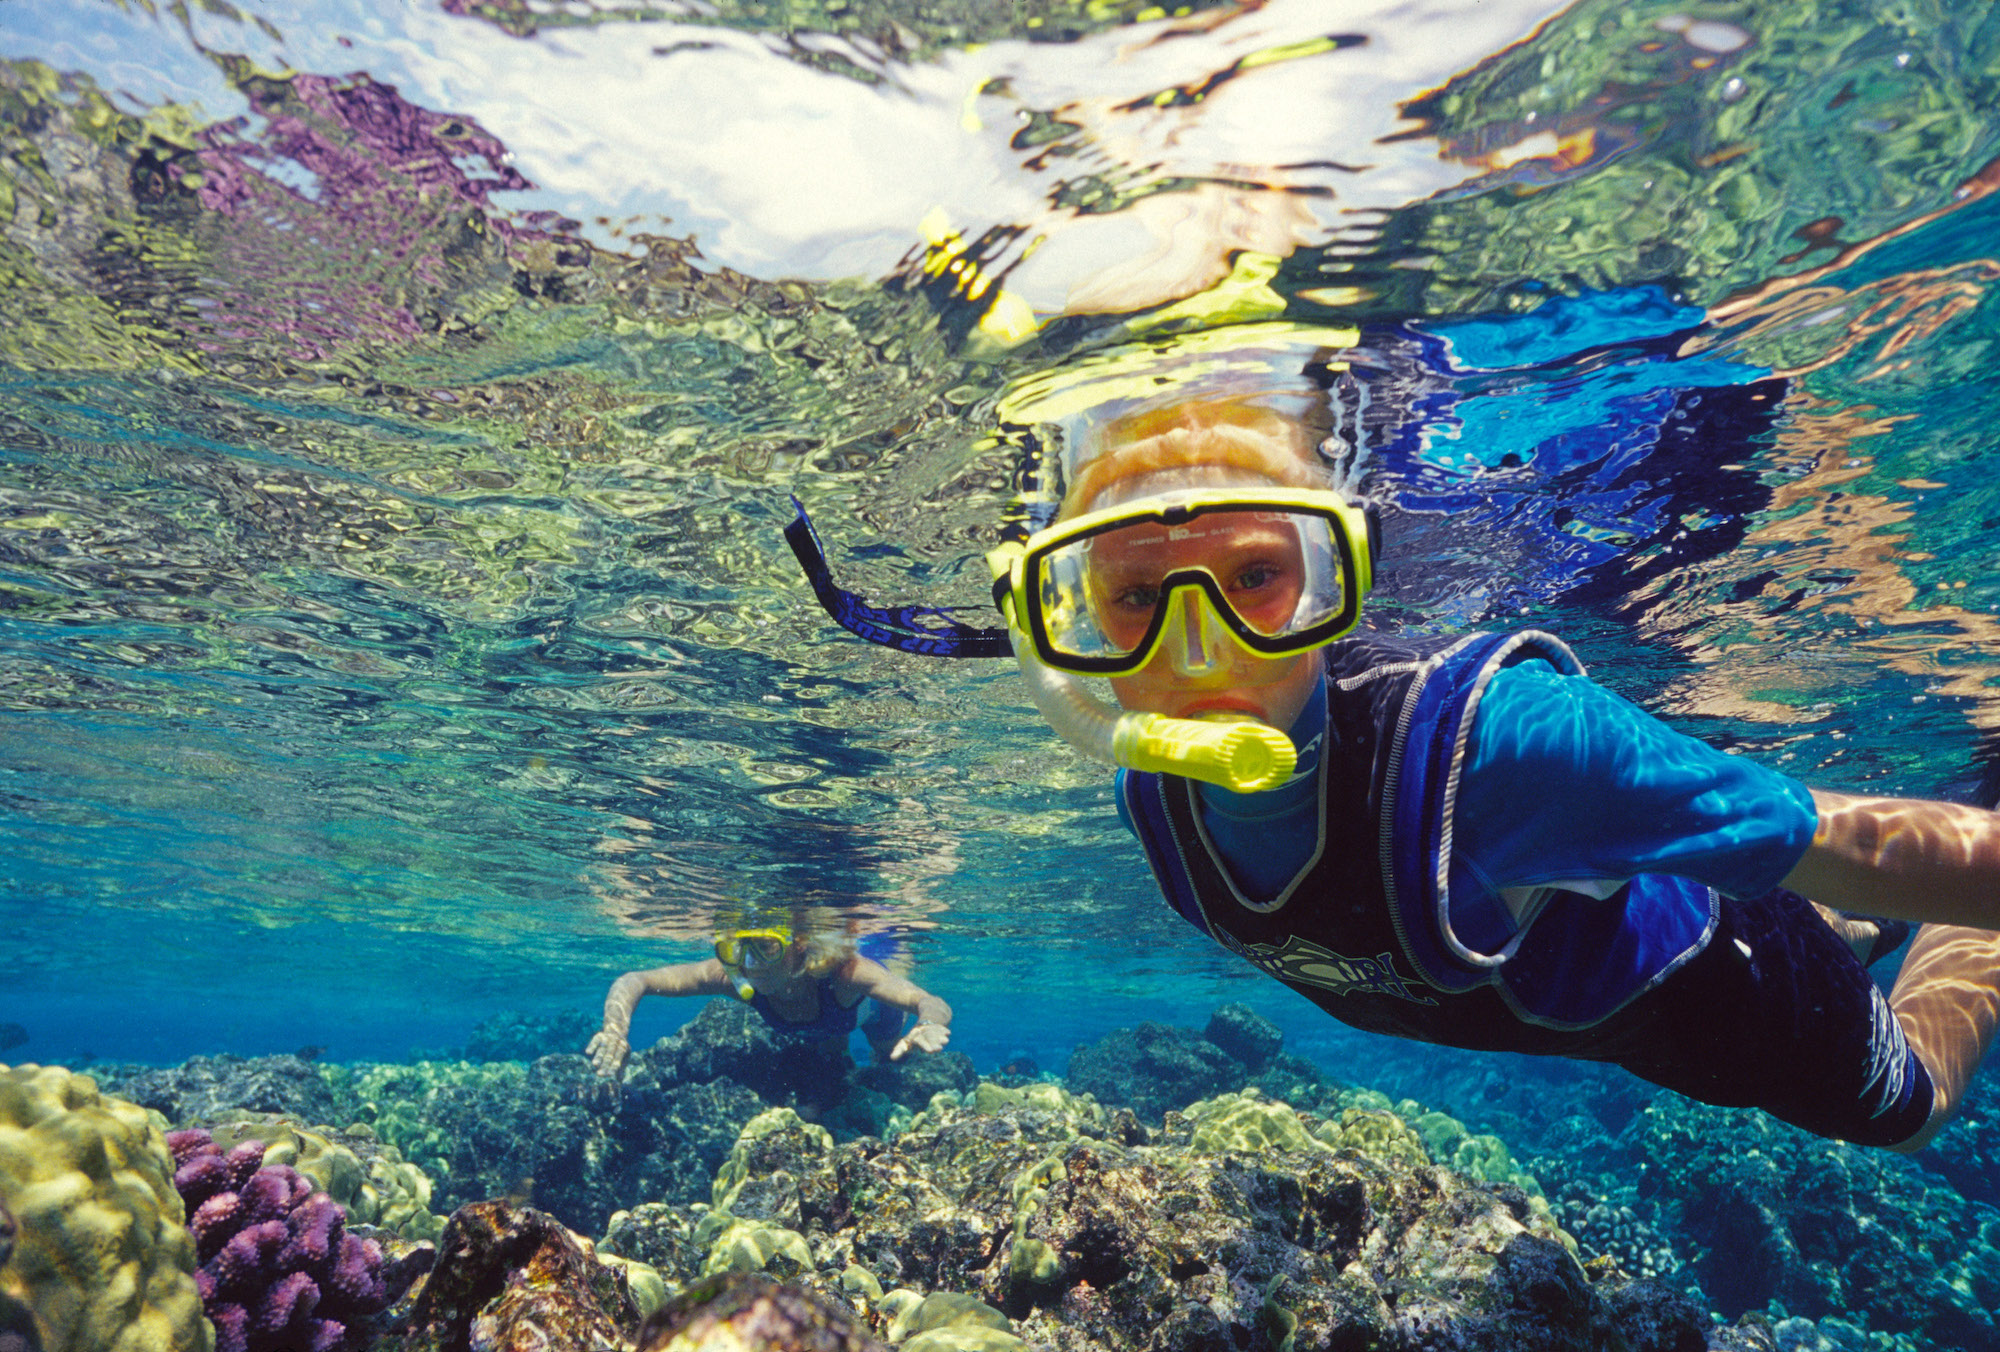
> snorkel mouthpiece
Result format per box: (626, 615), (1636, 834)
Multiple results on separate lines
(1112, 710), (1296, 790)
(731, 977), (757, 1002)
(1000, 599), (1295, 793)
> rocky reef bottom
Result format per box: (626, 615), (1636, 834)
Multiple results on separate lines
(10, 998), (2000, 1352)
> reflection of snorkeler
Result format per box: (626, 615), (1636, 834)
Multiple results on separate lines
(789, 329), (2000, 1153)
(585, 911), (952, 1080)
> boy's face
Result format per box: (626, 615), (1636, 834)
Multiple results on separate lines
(1081, 457), (1328, 734)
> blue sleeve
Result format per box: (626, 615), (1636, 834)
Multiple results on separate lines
(1454, 662), (1818, 899)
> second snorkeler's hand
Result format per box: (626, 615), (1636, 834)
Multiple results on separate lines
(891, 1021), (950, 1061)
(586, 1027), (630, 1079)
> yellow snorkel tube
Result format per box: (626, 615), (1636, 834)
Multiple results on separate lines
(986, 544), (1297, 793)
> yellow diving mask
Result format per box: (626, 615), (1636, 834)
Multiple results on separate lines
(988, 486), (1375, 677)
(714, 927), (791, 1000)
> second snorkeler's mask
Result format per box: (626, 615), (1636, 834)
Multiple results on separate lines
(714, 926), (792, 1000)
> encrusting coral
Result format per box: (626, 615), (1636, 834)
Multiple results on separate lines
(166, 1128), (392, 1352)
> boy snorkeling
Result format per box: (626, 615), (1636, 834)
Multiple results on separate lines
(788, 328), (2000, 1152)
(586, 910), (952, 1080)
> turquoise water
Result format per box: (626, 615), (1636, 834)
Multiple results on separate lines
(1, 0), (1997, 1124)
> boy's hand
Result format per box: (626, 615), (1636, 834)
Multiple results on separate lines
(586, 1028), (629, 1079)
(890, 1021), (950, 1061)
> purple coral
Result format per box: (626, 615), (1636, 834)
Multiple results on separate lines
(167, 1129), (391, 1352)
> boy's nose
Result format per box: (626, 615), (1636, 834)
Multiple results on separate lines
(1165, 590), (1232, 677)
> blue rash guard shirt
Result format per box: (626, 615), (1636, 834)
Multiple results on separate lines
(1117, 660), (1819, 926)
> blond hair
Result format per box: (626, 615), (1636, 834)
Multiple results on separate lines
(1060, 399), (1327, 520)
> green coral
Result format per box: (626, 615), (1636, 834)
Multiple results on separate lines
(697, 1218), (814, 1279)
(691, 1108), (834, 1280)
(0, 1064), (209, 1352)
(839, 1263), (884, 1301)
(711, 1108), (833, 1214)
(595, 1251), (668, 1317)
(1180, 1091), (1325, 1155)
(998, 1150), (1074, 1296)
(963, 1080), (1104, 1127)
(1321, 1097), (1549, 1201)
(330, 1059), (513, 1184)
(1412, 1110), (1473, 1162)
(1006, 1237), (1061, 1287)
(1257, 1274), (1300, 1352)
(892, 1291), (1025, 1352)
(1314, 1107), (1432, 1170)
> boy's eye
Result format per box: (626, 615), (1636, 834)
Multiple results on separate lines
(1232, 563), (1281, 592)
(1113, 584), (1161, 611)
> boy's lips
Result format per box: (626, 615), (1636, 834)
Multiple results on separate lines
(1176, 695), (1269, 720)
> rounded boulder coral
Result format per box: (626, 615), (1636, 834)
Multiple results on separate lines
(166, 1130), (390, 1352)
(0, 1064), (207, 1352)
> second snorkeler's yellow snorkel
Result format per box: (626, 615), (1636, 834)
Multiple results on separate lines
(986, 544), (1297, 793)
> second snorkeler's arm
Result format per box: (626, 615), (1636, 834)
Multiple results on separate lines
(1780, 790), (2000, 930)
(586, 959), (739, 1078)
(844, 958), (953, 1059)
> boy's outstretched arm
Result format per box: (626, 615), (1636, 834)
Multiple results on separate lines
(587, 959), (735, 1078)
(1781, 790), (2000, 929)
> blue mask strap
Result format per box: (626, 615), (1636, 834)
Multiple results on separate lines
(783, 498), (1013, 659)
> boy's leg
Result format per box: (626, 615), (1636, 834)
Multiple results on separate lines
(1886, 922), (2000, 1151)
(1811, 903), (1908, 963)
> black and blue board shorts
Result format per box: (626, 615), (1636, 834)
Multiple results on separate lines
(1582, 887), (1934, 1148)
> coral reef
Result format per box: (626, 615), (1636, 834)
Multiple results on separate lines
(196, 1118), (444, 1243)
(1631, 1097), (1997, 1349)
(0, 1064), (208, 1352)
(853, 1046), (980, 1115)
(384, 1200), (639, 1351)
(326, 1061), (500, 1186)
(167, 1127), (397, 1352)
(97, 1056), (341, 1128)
(1063, 1019), (1250, 1122)
(457, 1009), (601, 1065)
(634, 1272), (887, 1352)
(1349, 1034), (1999, 1349)
(599, 1203), (704, 1277)
(372, 1054), (768, 1235)
(647, 1087), (1703, 1351)
(68, 999), (2000, 1351)
(330, 1001), (976, 1236)
(1200, 1003), (1284, 1071)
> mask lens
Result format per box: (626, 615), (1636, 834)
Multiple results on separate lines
(1030, 501), (1347, 666)
(715, 931), (787, 967)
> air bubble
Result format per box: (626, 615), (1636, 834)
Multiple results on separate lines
(1683, 20), (1750, 52)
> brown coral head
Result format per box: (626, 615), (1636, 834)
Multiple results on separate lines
(635, 1273), (889, 1352)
